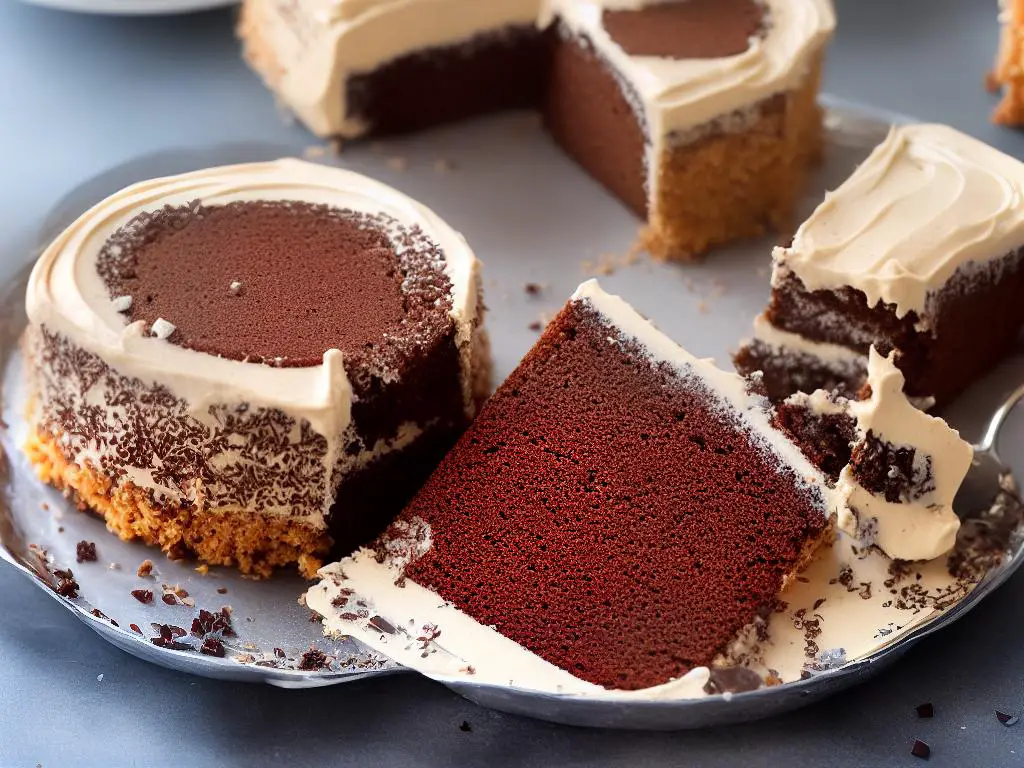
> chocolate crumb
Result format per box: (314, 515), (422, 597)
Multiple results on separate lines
(524, 283), (543, 297)
(911, 739), (930, 759)
(54, 569), (80, 598)
(274, 648), (286, 658)
(528, 321), (543, 332)
(75, 541), (97, 563)
(200, 638), (226, 658)
(131, 589), (153, 604)
(369, 615), (397, 635)
(916, 702), (934, 718)
(299, 648), (330, 671)
(996, 710), (1019, 726)
(217, 587), (228, 595)
(191, 608), (235, 638)
(137, 560), (153, 577)
(459, 721), (472, 732)
(57, 526), (64, 533)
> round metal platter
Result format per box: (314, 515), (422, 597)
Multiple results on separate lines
(3, 98), (1023, 729)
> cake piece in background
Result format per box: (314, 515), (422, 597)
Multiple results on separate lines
(991, 0), (1024, 125)
(735, 123), (1024, 409)
(23, 159), (489, 577)
(777, 349), (973, 562)
(239, 0), (835, 261)
(307, 279), (840, 694)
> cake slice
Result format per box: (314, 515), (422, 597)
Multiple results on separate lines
(240, 0), (835, 261)
(777, 349), (973, 562)
(735, 123), (1024, 408)
(24, 159), (489, 577)
(307, 280), (839, 693)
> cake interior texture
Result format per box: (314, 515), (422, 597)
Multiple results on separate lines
(240, 0), (832, 260)
(26, 196), (484, 576)
(385, 296), (831, 690)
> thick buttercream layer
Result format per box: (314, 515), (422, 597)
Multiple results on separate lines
(307, 279), (838, 696)
(25, 158), (481, 524)
(776, 123), (1024, 319)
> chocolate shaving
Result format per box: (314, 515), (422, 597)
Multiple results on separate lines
(130, 589), (153, 604)
(996, 710), (1019, 727)
(910, 739), (930, 759)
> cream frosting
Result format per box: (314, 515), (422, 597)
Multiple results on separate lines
(776, 123), (1024, 319)
(835, 349), (972, 562)
(306, 279), (843, 698)
(26, 158), (482, 524)
(251, 0), (544, 137)
(245, 0), (834, 203)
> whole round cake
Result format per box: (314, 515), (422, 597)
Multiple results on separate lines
(23, 159), (490, 577)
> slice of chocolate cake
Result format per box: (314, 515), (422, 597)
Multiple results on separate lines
(778, 348), (973, 562)
(306, 280), (840, 694)
(23, 159), (490, 577)
(735, 123), (1024, 408)
(240, 0), (835, 261)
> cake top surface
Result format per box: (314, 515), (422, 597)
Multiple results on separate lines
(265, 0), (834, 140)
(306, 280), (837, 695)
(776, 123), (1024, 318)
(26, 158), (478, 438)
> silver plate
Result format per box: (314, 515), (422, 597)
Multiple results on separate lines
(3, 98), (1024, 729)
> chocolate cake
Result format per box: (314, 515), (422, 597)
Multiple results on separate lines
(777, 349), (973, 562)
(23, 159), (490, 577)
(240, 0), (835, 260)
(735, 123), (1024, 408)
(306, 279), (845, 693)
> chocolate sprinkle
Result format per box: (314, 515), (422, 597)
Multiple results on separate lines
(910, 739), (930, 759)
(299, 648), (330, 671)
(75, 541), (97, 563)
(200, 638), (226, 658)
(916, 702), (934, 719)
(996, 710), (1019, 727)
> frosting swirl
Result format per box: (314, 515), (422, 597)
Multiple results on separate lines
(777, 123), (1024, 318)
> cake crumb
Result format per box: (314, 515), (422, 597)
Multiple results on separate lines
(111, 295), (133, 313)
(528, 321), (543, 333)
(137, 560), (154, 577)
(150, 318), (176, 340)
(524, 282), (544, 297)
(75, 541), (97, 563)
(195, 564), (210, 575)
(386, 156), (408, 172)
(697, 300), (709, 314)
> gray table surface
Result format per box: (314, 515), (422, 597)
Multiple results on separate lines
(4, 1), (1024, 765)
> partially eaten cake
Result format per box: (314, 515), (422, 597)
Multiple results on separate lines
(240, 0), (835, 260)
(306, 281), (970, 695)
(735, 123), (1024, 408)
(23, 159), (490, 577)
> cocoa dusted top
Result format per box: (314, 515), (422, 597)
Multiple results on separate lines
(603, 0), (767, 60)
(97, 200), (453, 370)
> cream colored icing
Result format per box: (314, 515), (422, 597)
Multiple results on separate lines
(246, 0), (833, 202)
(776, 123), (1024, 319)
(307, 279), (846, 697)
(835, 349), (972, 562)
(750, 313), (867, 369)
(26, 158), (481, 524)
